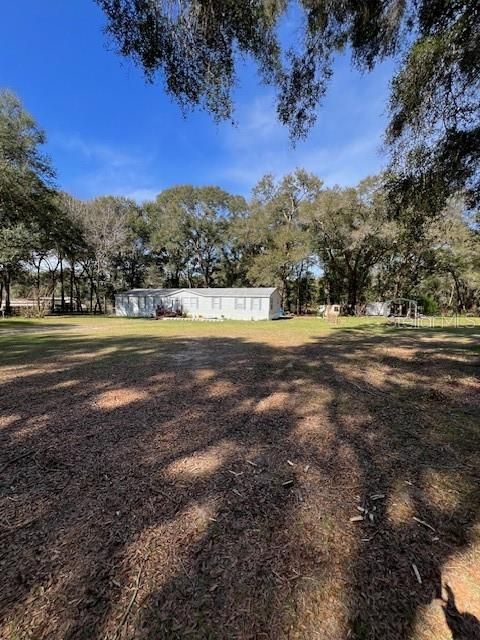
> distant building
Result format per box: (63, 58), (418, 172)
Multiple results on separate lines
(365, 301), (390, 316)
(365, 298), (419, 318)
(2, 297), (72, 315)
(115, 287), (283, 321)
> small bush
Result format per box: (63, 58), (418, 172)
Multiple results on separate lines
(420, 295), (439, 315)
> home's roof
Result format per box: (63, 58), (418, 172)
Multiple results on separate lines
(118, 287), (277, 298)
(120, 288), (182, 297)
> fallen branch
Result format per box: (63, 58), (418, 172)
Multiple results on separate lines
(150, 487), (179, 504)
(179, 557), (192, 583)
(111, 564), (143, 640)
(0, 451), (34, 475)
(361, 530), (380, 542)
(413, 516), (436, 532)
(412, 563), (422, 585)
(348, 380), (386, 398)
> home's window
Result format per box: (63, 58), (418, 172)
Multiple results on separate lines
(235, 297), (246, 310)
(251, 298), (261, 311)
(189, 297), (199, 310)
(211, 297), (221, 310)
(138, 296), (146, 310)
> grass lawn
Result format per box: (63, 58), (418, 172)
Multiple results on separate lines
(0, 315), (479, 639)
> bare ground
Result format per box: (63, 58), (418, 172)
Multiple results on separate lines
(0, 319), (479, 639)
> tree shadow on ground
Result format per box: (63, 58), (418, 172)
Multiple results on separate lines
(442, 584), (480, 640)
(0, 319), (78, 335)
(0, 326), (479, 639)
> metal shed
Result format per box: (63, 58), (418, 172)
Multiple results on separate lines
(114, 287), (283, 320)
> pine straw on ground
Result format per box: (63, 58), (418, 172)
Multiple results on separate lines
(0, 320), (479, 640)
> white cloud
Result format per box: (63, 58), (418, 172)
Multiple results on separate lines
(231, 95), (282, 143)
(213, 96), (385, 193)
(50, 133), (160, 201)
(51, 133), (139, 168)
(210, 56), (391, 194)
(49, 55), (391, 201)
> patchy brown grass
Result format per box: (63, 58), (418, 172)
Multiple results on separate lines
(0, 318), (479, 639)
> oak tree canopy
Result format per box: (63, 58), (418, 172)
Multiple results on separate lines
(96, 1), (480, 207)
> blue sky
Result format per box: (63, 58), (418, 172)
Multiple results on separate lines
(0, 1), (394, 201)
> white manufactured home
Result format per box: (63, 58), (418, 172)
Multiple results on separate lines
(115, 287), (283, 320)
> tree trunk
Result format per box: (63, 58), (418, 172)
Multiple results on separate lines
(296, 263), (303, 315)
(3, 272), (11, 315)
(447, 281), (455, 308)
(393, 279), (399, 300)
(75, 279), (82, 312)
(281, 276), (289, 312)
(51, 273), (56, 312)
(89, 278), (94, 313)
(452, 273), (466, 313)
(203, 265), (211, 287)
(94, 288), (103, 314)
(296, 277), (302, 315)
(324, 277), (331, 305)
(130, 261), (135, 289)
(36, 263), (42, 311)
(347, 279), (358, 312)
(5, 272), (11, 315)
(69, 260), (75, 312)
(59, 254), (65, 312)
(95, 271), (103, 314)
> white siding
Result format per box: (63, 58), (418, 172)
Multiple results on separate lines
(169, 292), (271, 320)
(115, 288), (283, 320)
(269, 290), (283, 319)
(115, 295), (179, 318)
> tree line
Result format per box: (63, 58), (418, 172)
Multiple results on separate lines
(1, 90), (479, 316)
